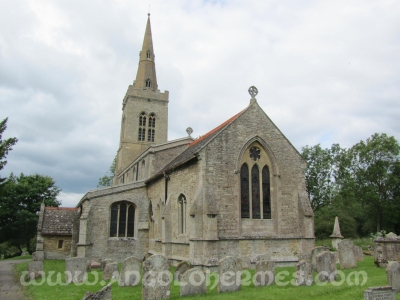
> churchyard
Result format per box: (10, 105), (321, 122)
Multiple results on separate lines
(15, 255), (400, 300)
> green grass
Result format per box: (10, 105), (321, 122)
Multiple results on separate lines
(14, 256), (400, 300)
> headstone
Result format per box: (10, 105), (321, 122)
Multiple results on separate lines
(316, 251), (337, 282)
(364, 286), (396, 300)
(295, 260), (313, 286)
(386, 261), (400, 292)
(218, 256), (242, 293)
(91, 261), (101, 269)
(101, 259), (114, 271)
(82, 284), (112, 300)
(254, 260), (275, 286)
(33, 251), (44, 261)
(174, 261), (192, 282)
(180, 268), (207, 297)
(374, 236), (400, 266)
(330, 216), (344, 250)
(354, 246), (365, 262)
(119, 256), (142, 287)
(142, 255), (170, 300)
(66, 257), (89, 283)
(311, 246), (328, 271)
(102, 262), (119, 281)
(338, 239), (357, 269)
(255, 254), (271, 262)
(27, 261), (43, 280)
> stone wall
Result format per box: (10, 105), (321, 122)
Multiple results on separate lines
(43, 235), (72, 259)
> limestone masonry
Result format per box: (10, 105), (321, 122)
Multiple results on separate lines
(35, 14), (315, 269)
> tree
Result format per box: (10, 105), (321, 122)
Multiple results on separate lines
(97, 155), (117, 187)
(349, 133), (400, 233)
(0, 118), (18, 183)
(0, 173), (61, 253)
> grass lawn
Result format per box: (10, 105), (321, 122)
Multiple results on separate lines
(15, 256), (399, 300)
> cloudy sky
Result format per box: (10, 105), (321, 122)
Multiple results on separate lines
(1, 0), (399, 207)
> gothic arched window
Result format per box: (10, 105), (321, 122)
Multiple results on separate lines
(145, 78), (151, 88)
(109, 201), (135, 237)
(138, 112), (146, 141)
(146, 50), (151, 59)
(240, 144), (272, 220)
(178, 194), (187, 234)
(147, 113), (156, 142)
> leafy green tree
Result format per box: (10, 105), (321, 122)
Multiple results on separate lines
(349, 133), (400, 233)
(0, 173), (61, 253)
(0, 118), (18, 183)
(97, 155), (117, 187)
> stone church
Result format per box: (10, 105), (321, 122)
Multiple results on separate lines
(36, 15), (315, 268)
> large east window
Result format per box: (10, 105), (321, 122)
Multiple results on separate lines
(110, 201), (135, 237)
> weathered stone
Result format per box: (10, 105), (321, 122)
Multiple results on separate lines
(338, 239), (357, 269)
(254, 260), (275, 286)
(32, 251), (44, 261)
(66, 257), (89, 283)
(295, 260), (313, 286)
(218, 256), (242, 293)
(102, 262), (119, 281)
(180, 268), (207, 297)
(386, 261), (400, 292)
(91, 260), (101, 269)
(82, 284), (112, 300)
(27, 261), (43, 280)
(316, 251), (337, 282)
(255, 254), (271, 262)
(386, 232), (398, 239)
(174, 261), (192, 282)
(118, 256), (142, 287)
(240, 257), (252, 269)
(142, 255), (170, 300)
(374, 238), (400, 266)
(101, 259), (114, 271)
(354, 246), (364, 262)
(298, 252), (312, 264)
(311, 246), (328, 272)
(364, 286), (396, 300)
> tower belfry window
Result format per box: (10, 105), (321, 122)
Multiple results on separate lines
(145, 79), (151, 88)
(148, 113), (156, 142)
(146, 50), (151, 59)
(138, 112), (147, 141)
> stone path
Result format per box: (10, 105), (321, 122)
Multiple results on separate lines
(0, 259), (30, 300)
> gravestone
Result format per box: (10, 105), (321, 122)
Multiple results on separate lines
(338, 239), (357, 269)
(374, 236), (400, 267)
(180, 268), (207, 297)
(174, 261), (192, 282)
(91, 261), (101, 269)
(254, 260), (275, 286)
(240, 257), (252, 269)
(354, 246), (365, 262)
(33, 251), (44, 261)
(295, 260), (313, 286)
(66, 257), (89, 283)
(119, 256), (142, 287)
(364, 286), (396, 300)
(27, 261), (43, 280)
(218, 256), (242, 293)
(316, 251), (337, 282)
(255, 254), (271, 262)
(298, 252), (312, 264)
(101, 259), (114, 271)
(142, 255), (170, 300)
(102, 262), (119, 281)
(311, 246), (328, 271)
(386, 261), (400, 292)
(82, 284), (112, 300)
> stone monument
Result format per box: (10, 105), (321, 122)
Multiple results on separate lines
(330, 216), (344, 250)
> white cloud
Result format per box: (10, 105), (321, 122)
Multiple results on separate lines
(1, 0), (399, 207)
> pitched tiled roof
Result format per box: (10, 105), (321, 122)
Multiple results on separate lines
(41, 207), (78, 236)
(146, 110), (244, 183)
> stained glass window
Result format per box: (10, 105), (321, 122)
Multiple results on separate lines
(240, 164), (250, 218)
(252, 165), (261, 219)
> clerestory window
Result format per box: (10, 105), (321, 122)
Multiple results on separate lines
(109, 201), (135, 238)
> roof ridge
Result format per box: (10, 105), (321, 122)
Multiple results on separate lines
(45, 207), (78, 211)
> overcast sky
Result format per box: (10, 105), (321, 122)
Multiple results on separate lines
(1, 0), (399, 207)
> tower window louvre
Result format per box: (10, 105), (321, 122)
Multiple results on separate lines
(145, 79), (151, 88)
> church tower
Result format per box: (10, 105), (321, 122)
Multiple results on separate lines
(115, 14), (169, 175)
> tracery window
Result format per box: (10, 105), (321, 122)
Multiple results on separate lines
(138, 112), (146, 141)
(240, 145), (271, 219)
(178, 194), (187, 234)
(109, 201), (135, 237)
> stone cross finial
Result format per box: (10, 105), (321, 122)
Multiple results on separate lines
(248, 86), (258, 99)
(186, 127), (193, 137)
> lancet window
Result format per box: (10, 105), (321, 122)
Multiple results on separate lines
(138, 112), (146, 141)
(178, 194), (187, 234)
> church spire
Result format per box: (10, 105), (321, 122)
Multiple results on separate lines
(134, 14), (158, 91)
